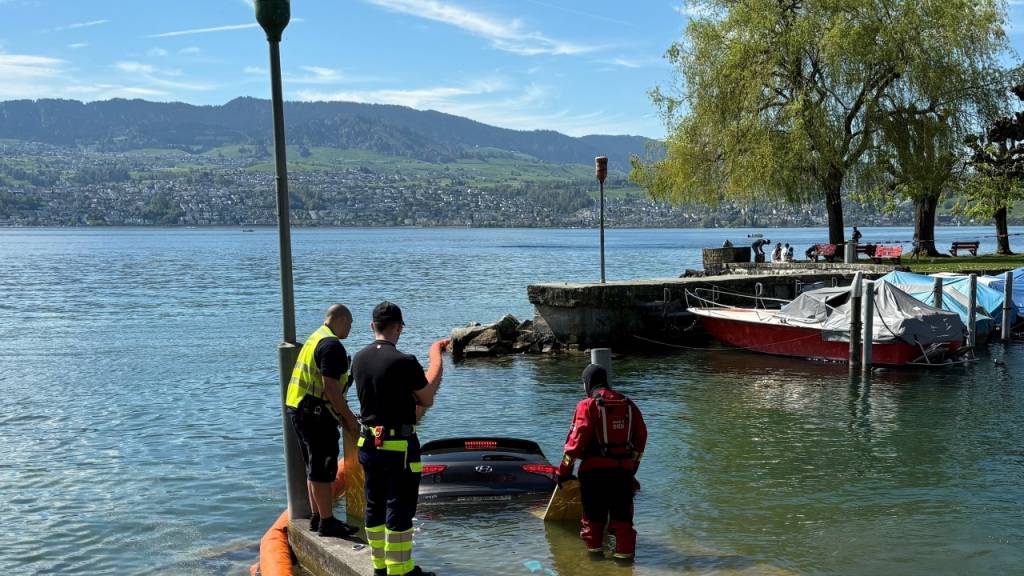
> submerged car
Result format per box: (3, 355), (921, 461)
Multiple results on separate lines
(418, 437), (557, 503)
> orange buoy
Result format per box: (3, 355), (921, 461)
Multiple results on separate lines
(251, 459), (348, 576)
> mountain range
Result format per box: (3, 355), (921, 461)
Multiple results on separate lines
(0, 97), (657, 171)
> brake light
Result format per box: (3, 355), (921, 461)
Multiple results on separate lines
(521, 464), (557, 477)
(465, 440), (498, 449)
(420, 464), (447, 476)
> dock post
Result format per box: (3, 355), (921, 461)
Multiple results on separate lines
(862, 280), (874, 370)
(1003, 271), (1014, 341)
(591, 348), (612, 381)
(845, 240), (856, 264)
(256, 0), (310, 521)
(849, 272), (863, 369)
(932, 276), (944, 309)
(595, 157), (608, 284)
(968, 274), (978, 349)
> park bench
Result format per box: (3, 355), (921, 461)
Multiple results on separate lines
(812, 243), (837, 263)
(872, 245), (903, 264)
(950, 241), (980, 257)
(856, 244), (877, 257)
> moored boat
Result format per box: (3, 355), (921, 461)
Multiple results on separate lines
(688, 282), (967, 366)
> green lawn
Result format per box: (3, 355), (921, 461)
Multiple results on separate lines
(906, 254), (1024, 274)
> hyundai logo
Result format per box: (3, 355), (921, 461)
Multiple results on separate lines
(474, 465), (493, 474)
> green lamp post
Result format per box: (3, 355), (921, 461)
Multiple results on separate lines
(255, 0), (308, 521)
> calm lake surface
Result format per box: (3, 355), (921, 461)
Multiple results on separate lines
(1, 226), (1022, 576)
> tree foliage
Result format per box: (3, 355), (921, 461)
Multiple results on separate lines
(633, 0), (1010, 244)
(963, 84), (1024, 254)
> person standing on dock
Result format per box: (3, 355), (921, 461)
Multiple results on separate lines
(352, 301), (449, 576)
(751, 238), (770, 263)
(852, 226), (863, 243)
(557, 364), (648, 560)
(285, 304), (360, 538)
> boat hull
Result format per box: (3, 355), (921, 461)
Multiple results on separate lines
(698, 314), (945, 366)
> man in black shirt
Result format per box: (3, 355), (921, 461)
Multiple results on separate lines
(352, 301), (448, 576)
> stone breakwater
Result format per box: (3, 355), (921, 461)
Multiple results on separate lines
(450, 314), (565, 358)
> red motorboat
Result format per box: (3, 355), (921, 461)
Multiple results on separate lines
(687, 282), (967, 367)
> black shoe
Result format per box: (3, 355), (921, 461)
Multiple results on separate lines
(309, 513), (321, 532)
(317, 516), (355, 538)
(373, 569), (387, 576)
(408, 567), (436, 576)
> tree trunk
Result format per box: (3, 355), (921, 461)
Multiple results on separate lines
(994, 206), (1014, 255)
(824, 174), (845, 246)
(913, 193), (941, 257)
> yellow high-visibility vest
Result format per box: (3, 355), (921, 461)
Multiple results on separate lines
(285, 324), (348, 421)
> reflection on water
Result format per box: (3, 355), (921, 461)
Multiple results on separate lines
(1, 227), (1023, 575)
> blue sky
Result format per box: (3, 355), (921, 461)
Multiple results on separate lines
(1, 1), (1023, 138)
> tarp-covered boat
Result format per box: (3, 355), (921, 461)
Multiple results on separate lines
(879, 271), (999, 338)
(688, 281), (966, 366)
(979, 267), (1024, 318)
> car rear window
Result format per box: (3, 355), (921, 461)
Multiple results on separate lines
(421, 437), (544, 455)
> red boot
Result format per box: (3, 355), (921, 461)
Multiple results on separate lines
(580, 516), (605, 553)
(609, 520), (636, 560)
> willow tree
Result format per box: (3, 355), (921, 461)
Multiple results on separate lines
(964, 85), (1024, 255)
(633, 0), (1009, 245)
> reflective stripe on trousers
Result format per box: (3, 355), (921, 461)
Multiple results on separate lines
(365, 524), (387, 571)
(385, 527), (414, 575)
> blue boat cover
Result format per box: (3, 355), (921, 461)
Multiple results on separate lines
(980, 267), (1024, 318)
(879, 271), (1000, 336)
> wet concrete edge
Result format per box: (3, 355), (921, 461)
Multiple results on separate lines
(288, 522), (373, 576)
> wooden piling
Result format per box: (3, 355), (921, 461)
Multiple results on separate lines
(932, 276), (944, 309)
(849, 272), (863, 368)
(968, 274), (978, 348)
(1003, 271), (1014, 341)
(862, 280), (874, 369)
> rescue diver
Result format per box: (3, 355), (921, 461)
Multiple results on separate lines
(557, 364), (648, 560)
(352, 301), (449, 576)
(285, 304), (360, 538)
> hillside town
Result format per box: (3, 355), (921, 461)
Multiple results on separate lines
(0, 141), (966, 228)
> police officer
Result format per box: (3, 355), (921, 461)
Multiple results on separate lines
(352, 301), (448, 576)
(285, 304), (360, 538)
(557, 364), (648, 560)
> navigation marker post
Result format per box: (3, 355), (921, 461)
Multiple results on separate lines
(596, 156), (608, 284)
(255, 0), (309, 521)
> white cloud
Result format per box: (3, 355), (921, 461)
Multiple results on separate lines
(0, 52), (74, 99)
(147, 48), (169, 57)
(58, 19), (110, 31)
(179, 46), (202, 55)
(115, 61), (156, 75)
(293, 78), (645, 136)
(599, 56), (666, 69)
(68, 43), (89, 50)
(300, 66), (341, 80)
(244, 66), (266, 75)
(672, 3), (717, 19)
(148, 23), (259, 38)
(114, 61), (213, 91)
(363, 0), (601, 56)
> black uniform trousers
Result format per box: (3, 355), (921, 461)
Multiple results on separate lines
(579, 467), (635, 525)
(359, 435), (422, 531)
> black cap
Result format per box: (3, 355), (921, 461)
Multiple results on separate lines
(372, 301), (404, 326)
(582, 363), (608, 396)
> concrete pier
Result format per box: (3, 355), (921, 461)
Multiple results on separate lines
(289, 522), (372, 576)
(529, 264), (896, 349)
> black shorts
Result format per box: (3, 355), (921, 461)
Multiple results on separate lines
(287, 399), (340, 483)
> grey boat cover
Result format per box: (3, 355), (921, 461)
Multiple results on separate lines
(778, 281), (965, 344)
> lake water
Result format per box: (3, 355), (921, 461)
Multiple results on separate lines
(1, 226), (1022, 576)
